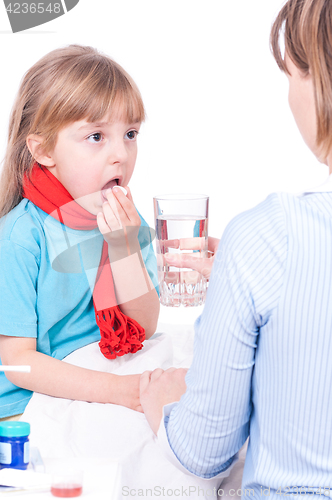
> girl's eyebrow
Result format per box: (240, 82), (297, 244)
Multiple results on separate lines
(78, 121), (141, 131)
(78, 122), (108, 131)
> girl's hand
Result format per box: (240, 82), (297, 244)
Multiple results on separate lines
(164, 237), (220, 280)
(140, 367), (188, 434)
(96, 185), (159, 334)
(97, 186), (142, 260)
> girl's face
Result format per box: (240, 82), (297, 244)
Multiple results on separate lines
(43, 113), (140, 214)
(285, 52), (325, 163)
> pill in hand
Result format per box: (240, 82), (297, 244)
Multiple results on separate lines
(113, 186), (127, 196)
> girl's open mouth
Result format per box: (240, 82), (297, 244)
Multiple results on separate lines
(101, 179), (119, 202)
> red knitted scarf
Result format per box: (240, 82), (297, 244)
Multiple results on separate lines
(23, 163), (145, 359)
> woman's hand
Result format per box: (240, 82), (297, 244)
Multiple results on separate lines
(164, 237), (220, 280)
(140, 367), (188, 434)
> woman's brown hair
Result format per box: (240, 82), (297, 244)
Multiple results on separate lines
(270, 0), (332, 158)
(0, 44), (145, 217)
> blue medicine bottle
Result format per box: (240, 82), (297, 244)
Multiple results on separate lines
(0, 422), (30, 470)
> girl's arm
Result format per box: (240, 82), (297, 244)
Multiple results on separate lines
(97, 186), (160, 338)
(110, 252), (160, 339)
(0, 335), (142, 411)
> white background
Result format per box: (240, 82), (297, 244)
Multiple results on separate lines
(0, 0), (328, 323)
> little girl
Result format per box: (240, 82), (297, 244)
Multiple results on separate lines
(0, 44), (160, 418)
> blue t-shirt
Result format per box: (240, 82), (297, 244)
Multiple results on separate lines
(0, 199), (158, 418)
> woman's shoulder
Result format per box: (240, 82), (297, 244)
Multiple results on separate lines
(219, 189), (330, 261)
(0, 199), (45, 254)
(217, 193), (289, 290)
(223, 193), (287, 245)
(226, 190), (313, 232)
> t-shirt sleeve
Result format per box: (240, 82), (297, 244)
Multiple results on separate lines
(138, 212), (159, 295)
(160, 193), (288, 478)
(0, 239), (38, 338)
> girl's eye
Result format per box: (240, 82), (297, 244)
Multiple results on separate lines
(126, 130), (139, 140)
(87, 132), (103, 143)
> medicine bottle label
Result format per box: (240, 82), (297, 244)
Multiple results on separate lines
(24, 441), (29, 464)
(0, 442), (12, 464)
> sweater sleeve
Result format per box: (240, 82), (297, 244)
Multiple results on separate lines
(160, 193), (288, 478)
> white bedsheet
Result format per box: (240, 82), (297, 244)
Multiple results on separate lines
(21, 322), (247, 499)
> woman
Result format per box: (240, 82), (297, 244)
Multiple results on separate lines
(140, 0), (332, 497)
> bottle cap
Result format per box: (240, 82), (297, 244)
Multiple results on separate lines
(0, 421), (30, 437)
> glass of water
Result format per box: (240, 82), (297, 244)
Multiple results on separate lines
(153, 194), (209, 307)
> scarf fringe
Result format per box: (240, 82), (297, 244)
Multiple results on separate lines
(95, 304), (146, 360)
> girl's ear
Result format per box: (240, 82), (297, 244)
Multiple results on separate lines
(26, 134), (55, 167)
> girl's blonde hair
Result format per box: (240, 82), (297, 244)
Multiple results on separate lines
(0, 44), (145, 217)
(270, 0), (332, 159)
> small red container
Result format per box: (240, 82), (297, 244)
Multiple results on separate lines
(51, 469), (83, 498)
(51, 485), (83, 498)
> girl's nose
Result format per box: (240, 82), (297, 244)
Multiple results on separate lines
(108, 140), (128, 164)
